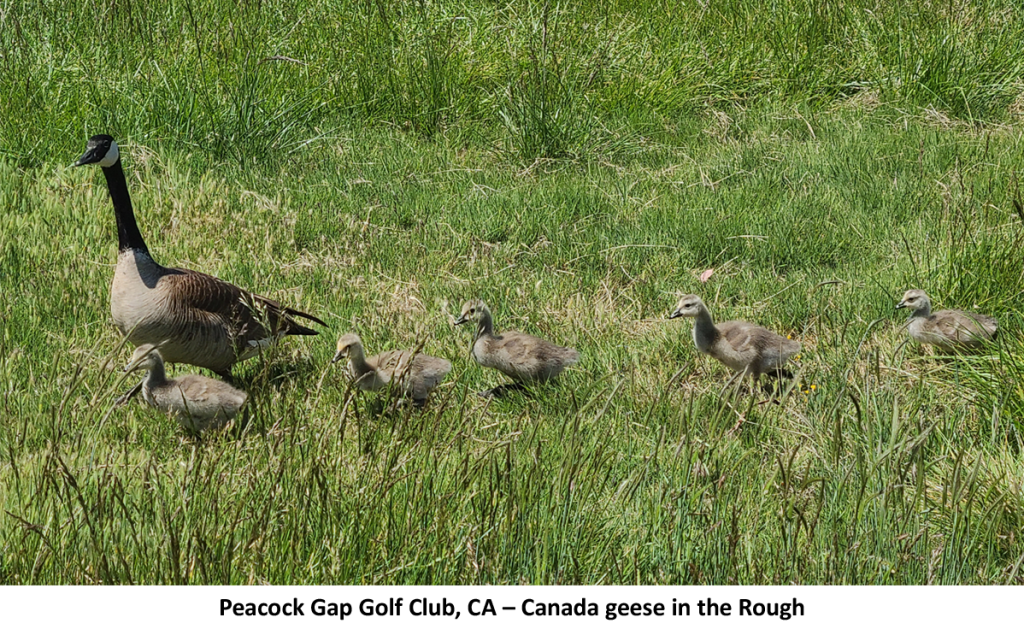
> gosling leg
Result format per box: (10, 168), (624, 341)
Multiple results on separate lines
(478, 383), (527, 399)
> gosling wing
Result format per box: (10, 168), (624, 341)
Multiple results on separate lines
(492, 331), (578, 382)
(930, 310), (998, 346)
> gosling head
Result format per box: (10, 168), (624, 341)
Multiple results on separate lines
(332, 333), (364, 363)
(74, 134), (120, 169)
(896, 289), (931, 313)
(454, 300), (488, 326)
(125, 344), (163, 372)
(668, 294), (704, 320)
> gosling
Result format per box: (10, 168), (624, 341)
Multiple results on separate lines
(669, 294), (801, 386)
(124, 344), (247, 432)
(454, 300), (579, 397)
(896, 289), (998, 351)
(331, 333), (452, 406)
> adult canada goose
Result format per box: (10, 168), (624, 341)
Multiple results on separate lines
(454, 300), (579, 397)
(331, 333), (452, 405)
(125, 344), (248, 432)
(669, 294), (800, 385)
(75, 134), (326, 378)
(896, 289), (998, 351)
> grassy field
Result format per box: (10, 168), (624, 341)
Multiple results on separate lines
(2, 0), (1024, 584)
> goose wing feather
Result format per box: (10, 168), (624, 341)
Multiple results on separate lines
(162, 267), (325, 346)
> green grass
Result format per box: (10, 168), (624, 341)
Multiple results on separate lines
(2, 0), (1024, 585)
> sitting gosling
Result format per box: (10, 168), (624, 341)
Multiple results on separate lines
(896, 289), (998, 351)
(669, 294), (801, 385)
(454, 300), (579, 397)
(124, 344), (247, 432)
(331, 333), (452, 406)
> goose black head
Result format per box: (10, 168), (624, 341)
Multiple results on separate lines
(74, 134), (120, 168)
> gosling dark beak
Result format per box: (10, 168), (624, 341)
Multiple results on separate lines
(331, 351), (344, 363)
(453, 316), (468, 326)
(668, 309), (683, 319)
(73, 146), (105, 167)
(895, 302), (907, 310)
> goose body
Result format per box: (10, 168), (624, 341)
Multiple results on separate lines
(897, 289), (997, 351)
(455, 300), (579, 387)
(125, 344), (247, 431)
(332, 333), (452, 404)
(669, 295), (800, 380)
(76, 135), (326, 376)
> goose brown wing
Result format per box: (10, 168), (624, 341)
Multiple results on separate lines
(162, 267), (325, 348)
(251, 292), (329, 333)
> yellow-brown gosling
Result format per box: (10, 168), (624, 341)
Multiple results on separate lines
(896, 289), (998, 351)
(454, 300), (579, 397)
(124, 344), (248, 432)
(332, 333), (452, 406)
(669, 294), (801, 385)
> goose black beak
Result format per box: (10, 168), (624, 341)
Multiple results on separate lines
(73, 147), (105, 167)
(895, 302), (907, 310)
(668, 309), (683, 319)
(331, 351), (344, 364)
(453, 316), (468, 326)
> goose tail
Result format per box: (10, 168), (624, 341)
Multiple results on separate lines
(282, 306), (329, 330)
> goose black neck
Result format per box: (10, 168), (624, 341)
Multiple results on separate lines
(102, 158), (149, 255)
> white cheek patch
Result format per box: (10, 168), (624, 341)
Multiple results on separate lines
(99, 141), (120, 167)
